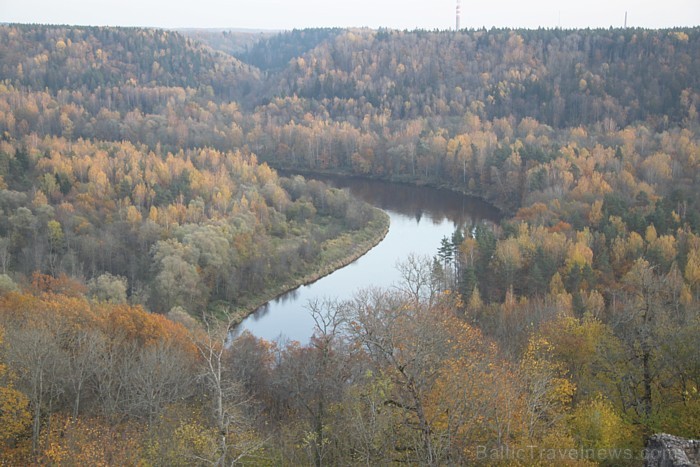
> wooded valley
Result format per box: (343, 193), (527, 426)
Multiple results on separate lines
(0, 24), (699, 464)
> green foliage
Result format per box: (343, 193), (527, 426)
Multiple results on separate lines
(87, 273), (128, 304)
(569, 396), (639, 463)
(0, 135), (381, 314)
(0, 22), (699, 464)
(0, 275), (18, 295)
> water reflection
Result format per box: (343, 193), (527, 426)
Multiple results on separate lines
(273, 287), (300, 305)
(233, 175), (501, 344)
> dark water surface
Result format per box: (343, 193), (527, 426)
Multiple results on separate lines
(235, 175), (500, 343)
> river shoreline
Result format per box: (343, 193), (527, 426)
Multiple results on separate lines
(225, 208), (390, 327)
(272, 165), (508, 218)
(234, 172), (502, 342)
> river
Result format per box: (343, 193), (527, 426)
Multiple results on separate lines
(235, 175), (501, 343)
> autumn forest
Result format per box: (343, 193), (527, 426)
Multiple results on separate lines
(0, 24), (699, 465)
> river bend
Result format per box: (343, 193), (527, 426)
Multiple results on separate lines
(236, 175), (500, 343)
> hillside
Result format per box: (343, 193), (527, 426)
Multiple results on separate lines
(0, 24), (259, 99)
(178, 28), (277, 54)
(233, 27), (699, 127)
(0, 23), (699, 465)
(0, 24), (387, 316)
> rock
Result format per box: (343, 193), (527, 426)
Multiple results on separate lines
(645, 434), (700, 467)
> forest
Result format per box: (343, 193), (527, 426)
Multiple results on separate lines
(0, 23), (699, 465)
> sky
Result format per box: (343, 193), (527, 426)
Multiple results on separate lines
(2, 0), (699, 31)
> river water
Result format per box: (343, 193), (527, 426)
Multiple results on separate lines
(235, 175), (500, 343)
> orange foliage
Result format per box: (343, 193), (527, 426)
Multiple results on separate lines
(28, 272), (87, 297)
(102, 303), (197, 356)
(0, 291), (197, 358)
(38, 414), (143, 466)
(0, 326), (31, 460)
(548, 221), (573, 233)
(515, 202), (554, 225)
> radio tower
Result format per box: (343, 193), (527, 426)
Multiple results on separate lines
(456, 0), (462, 30)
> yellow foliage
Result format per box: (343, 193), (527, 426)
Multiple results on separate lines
(33, 190), (49, 207)
(569, 396), (631, 454)
(588, 200), (603, 226)
(671, 31), (689, 42)
(565, 241), (593, 271)
(467, 286), (484, 313)
(641, 152), (672, 184)
(521, 335), (577, 443)
(581, 290), (605, 318)
(611, 231), (644, 275)
(685, 248), (700, 292)
(549, 272), (566, 296)
(126, 205), (142, 224)
(515, 202), (552, 225)
(645, 224), (658, 243)
(143, 417), (218, 466)
(0, 326), (32, 453)
(148, 205), (159, 223)
(608, 216), (627, 237)
(39, 414), (142, 466)
(680, 284), (694, 306)
(648, 234), (677, 267)
(495, 237), (524, 271)
(0, 386), (30, 445)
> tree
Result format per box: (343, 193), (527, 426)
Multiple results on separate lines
(519, 335), (576, 442)
(62, 329), (105, 419)
(141, 406), (219, 466)
(344, 287), (444, 464)
(614, 259), (669, 424)
(38, 414), (142, 466)
(329, 371), (396, 465)
(493, 237), (523, 293)
(343, 286), (492, 465)
(0, 325), (31, 456)
(123, 340), (195, 425)
(568, 396), (636, 457)
(5, 323), (63, 453)
(424, 327), (525, 463)
(394, 253), (440, 306)
(194, 312), (264, 466)
(151, 239), (205, 313)
(0, 238), (11, 274)
(537, 315), (624, 402)
(0, 274), (18, 295)
(284, 299), (350, 466)
(88, 273), (128, 304)
(46, 219), (65, 276)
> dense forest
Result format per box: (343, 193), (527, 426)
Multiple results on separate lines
(0, 23), (699, 464)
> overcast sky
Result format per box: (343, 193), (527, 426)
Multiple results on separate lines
(2, 0), (698, 30)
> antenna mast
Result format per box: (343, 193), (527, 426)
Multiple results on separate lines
(456, 0), (462, 30)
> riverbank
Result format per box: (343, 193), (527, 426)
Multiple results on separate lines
(273, 166), (509, 218)
(222, 207), (390, 326)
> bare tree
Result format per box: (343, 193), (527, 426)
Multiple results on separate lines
(0, 237), (11, 274)
(5, 325), (64, 453)
(123, 340), (195, 424)
(394, 253), (440, 307)
(61, 329), (106, 419)
(195, 312), (266, 466)
(92, 339), (135, 420)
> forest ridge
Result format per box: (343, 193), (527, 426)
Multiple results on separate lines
(0, 24), (699, 464)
